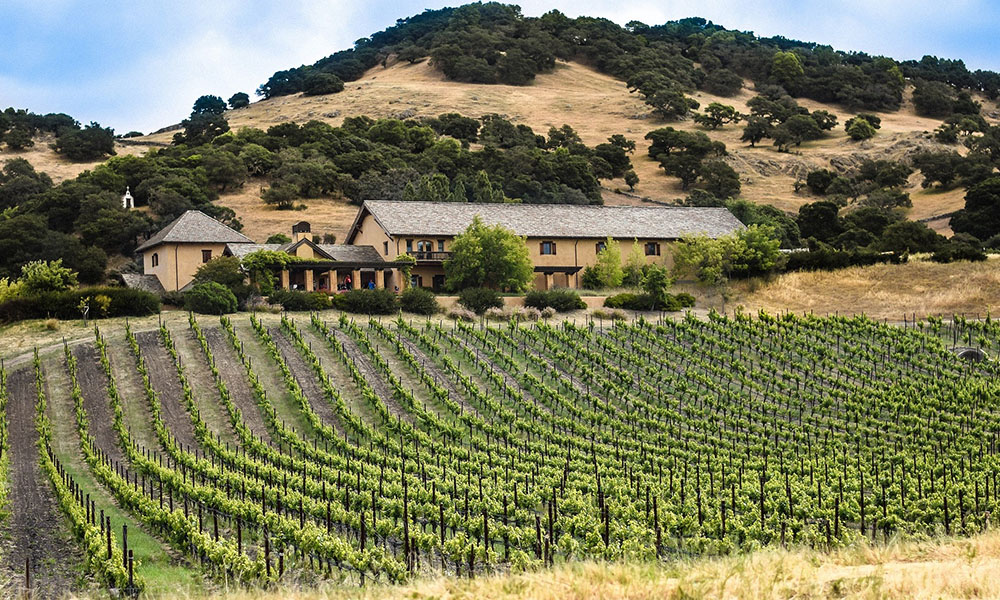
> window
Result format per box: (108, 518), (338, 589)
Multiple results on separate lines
(150, 253), (159, 268)
(595, 241), (606, 253)
(410, 274), (423, 288)
(383, 241), (389, 256)
(644, 242), (661, 256)
(540, 241), (557, 255)
(405, 239), (413, 253)
(437, 239), (446, 252)
(201, 249), (213, 263)
(416, 240), (433, 253)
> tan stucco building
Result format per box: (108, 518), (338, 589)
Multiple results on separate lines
(345, 200), (744, 290)
(136, 210), (254, 292)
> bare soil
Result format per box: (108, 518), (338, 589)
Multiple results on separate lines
(133, 331), (199, 451)
(201, 327), (273, 443)
(71, 344), (124, 464)
(0, 368), (83, 599)
(268, 327), (347, 437)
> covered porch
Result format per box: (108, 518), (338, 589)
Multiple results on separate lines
(533, 266), (583, 290)
(277, 261), (402, 293)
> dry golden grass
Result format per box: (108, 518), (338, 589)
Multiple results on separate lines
(732, 257), (1000, 320)
(70, 530), (1000, 600)
(216, 183), (361, 245)
(0, 133), (146, 183)
(140, 57), (993, 236)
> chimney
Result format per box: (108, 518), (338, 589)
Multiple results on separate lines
(292, 221), (311, 243)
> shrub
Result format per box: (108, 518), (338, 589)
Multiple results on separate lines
(162, 291), (185, 307)
(784, 248), (905, 271)
(675, 292), (696, 308)
(484, 307), (509, 321)
(931, 241), (987, 263)
(604, 292), (683, 311)
(400, 287), (439, 315)
(333, 289), (397, 314)
(458, 287), (503, 315)
(0, 287), (160, 324)
(580, 266), (603, 289)
(185, 282), (238, 315)
(268, 290), (332, 311)
(539, 307), (555, 319)
(446, 306), (476, 321)
(524, 289), (586, 312)
(591, 308), (626, 320)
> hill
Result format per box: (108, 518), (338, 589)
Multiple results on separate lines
(136, 58), (994, 242)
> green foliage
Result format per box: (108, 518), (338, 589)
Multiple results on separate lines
(0, 287), (159, 324)
(457, 287), (503, 314)
(192, 95), (227, 115)
(641, 264), (674, 307)
(699, 160), (741, 198)
(302, 72), (346, 95)
(241, 249), (298, 294)
(771, 51), (804, 85)
(444, 216), (533, 291)
(268, 290), (333, 311)
(951, 176), (1000, 240)
(52, 122), (116, 161)
(193, 256), (250, 304)
(265, 233), (292, 244)
(912, 79), (958, 117)
(184, 281), (238, 315)
(806, 169), (836, 194)
(846, 117), (877, 140)
(797, 201), (843, 242)
(693, 103), (742, 129)
(673, 225), (782, 285)
(3, 127), (33, 150)
(703, 68), (743, 96)
(591, 238), (623, 288)
(334, 289), (397, 314)
(931, 237), (987, 263)
(878, 220), (945, 253)
(740, 116), (773, 147)
(228, 92), (251, 109)
(603, 291), (684, 311)
(645, 127), (726, 189)
(399, 287), (439, 315)
(19, 259), (77, 295)
(524, 288), (586, 312)
(784, 246), (905, 271)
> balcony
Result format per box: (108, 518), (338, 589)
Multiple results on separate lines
(407, 250), (453, 262)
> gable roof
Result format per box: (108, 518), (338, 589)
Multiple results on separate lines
(225, 241), (385, 263)
(136, 210), (253, 252)
(348, 201), (744, 242)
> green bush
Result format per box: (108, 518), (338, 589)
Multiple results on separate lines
(931, 241), (987, 263)
(162, 291), (185, 307)
(580, 266), (603, 290)
(604, 292), (683, 311)
(524, 289), (586, 312)
(268, 290), (332, 311)
(0, 287), (160, 324)
(675, 292), (696, 308)
(185, 282), (238, 315)
(400, 287), (439, 315)
(333, 289), (397, 314)
(458, 287), (503, 315)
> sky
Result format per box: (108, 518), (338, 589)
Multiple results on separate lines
(2, 0), (999, 134)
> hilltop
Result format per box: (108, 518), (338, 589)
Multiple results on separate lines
(133, 58), (991, 242)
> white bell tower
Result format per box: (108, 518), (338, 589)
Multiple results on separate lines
(122, 186), (134, 209)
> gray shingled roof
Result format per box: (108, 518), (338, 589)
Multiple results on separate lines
(120, 273), (165, 295)
(317, 244), (384, 262)
(136, 210), (252, 252)
(226, 242), (385, 263)
(356, 201), (744, 240)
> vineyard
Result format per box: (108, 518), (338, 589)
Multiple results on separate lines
(1, 310), (999, 597)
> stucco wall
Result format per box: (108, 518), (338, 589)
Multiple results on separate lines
(144, 242), (228, 291)
(352, 213), (396, 259)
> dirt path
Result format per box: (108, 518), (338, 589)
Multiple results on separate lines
(134, 331), (199, 451)
(269, 327), (347, 438)
(202, 327), (273, 443)
(72, 344), (125, 465)
(332, 328), (414, 425)
(171, 327), (241, 448)
(0, 368), (83, 599)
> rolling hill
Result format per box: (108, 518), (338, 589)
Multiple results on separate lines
(134, 57), (995, 242)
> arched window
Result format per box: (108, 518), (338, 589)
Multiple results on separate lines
(416, 240), (434, 253)
(151, 253), (159, 268)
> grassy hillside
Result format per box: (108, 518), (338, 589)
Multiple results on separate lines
(136, 58), (995, 241)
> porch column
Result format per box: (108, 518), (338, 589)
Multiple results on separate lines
(328, 269), (337, 292)
(544, 272), (554, 291)
(280, 269), (290, 290)
(304, 269), (314, 292)
(352, 269), (361, 290)
(398, 269), (408, 291)
(375, 270), (385, 289)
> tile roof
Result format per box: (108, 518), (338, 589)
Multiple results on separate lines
(120, 273), (165, 295)
(136, 210), (253, 252)
(355, 201), (744, 240)
(225, 243), (283, 258)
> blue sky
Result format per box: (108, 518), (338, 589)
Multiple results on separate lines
(2, 0), (998, 133)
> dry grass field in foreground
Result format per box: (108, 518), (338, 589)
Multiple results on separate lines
(733, 257), (1000, 321)
(91, 531), (1000, 600)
